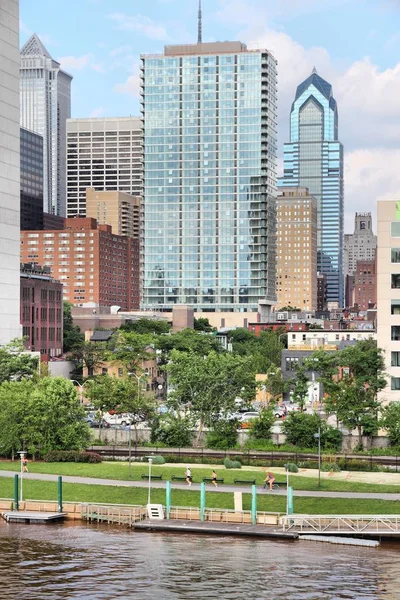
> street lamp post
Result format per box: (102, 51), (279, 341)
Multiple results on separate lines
(145, 456), (153, 505)
(18, 451), (26, 503)
(71, 380), (89, 405)
(125, 426), (132, 478)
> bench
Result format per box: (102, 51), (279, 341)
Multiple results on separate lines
(274, 481), (287, 488)
(171, 476), (191, 482)
(234, 479), (256, 485)
(141, 474), (163, 480)
(202, 477), (224, 484)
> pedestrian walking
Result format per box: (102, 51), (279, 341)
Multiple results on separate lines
(211, 470), (218, 487)
(185, 467), (192, 486)
(22, 457), (28, 473)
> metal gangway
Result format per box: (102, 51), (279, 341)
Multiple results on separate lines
(81, 503), (147, 526)
(281, 514), (400, 536)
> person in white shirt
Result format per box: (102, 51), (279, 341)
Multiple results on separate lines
(185, 467), (192, 486)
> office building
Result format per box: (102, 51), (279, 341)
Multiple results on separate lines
(317, 272), (327, 311)
(20, 34), (72, 216)
(344, 212), (376, 277)
(279, 69), (344, 306)
(377, 201), (400, 403)
(43, 213), (65, 230)
(20, 218), (140, 310)
(86, 188), (140, 239)
(276, 186), (317, 311)
(0, 0), (22, 344)
(66, 117), (143, 218)
(353, 258), (376, 312)
(20, 127), (44, 230)
(141, 40), (277, 311)
(20, 263), (63, 357)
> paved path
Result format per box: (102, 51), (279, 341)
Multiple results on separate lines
(1, 470), (400, 500)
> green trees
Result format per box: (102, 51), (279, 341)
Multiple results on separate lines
(227, 328), (286, 372)
(290, 365), (310, 409)
(0, 378), (89, 457)
(249, 408), (275, 442)
(165, 350), (257, 446)
(120, 318), (171, 335)
(63, 302), (84, 353)
(381, 403), (400, 447)
(0, 339), (39, 384)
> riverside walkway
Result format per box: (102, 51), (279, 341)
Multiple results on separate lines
(1, 470), (400, 500)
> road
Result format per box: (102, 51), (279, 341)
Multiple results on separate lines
(1, 470), (400, 500)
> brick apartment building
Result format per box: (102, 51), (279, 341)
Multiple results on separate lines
(353, 258), (377, 312)
(20, 263), (63, 357)
(20, 218), (139, 310)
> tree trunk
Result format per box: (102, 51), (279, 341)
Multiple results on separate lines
(194, 420), (204, 448)
(357, 425), (363, 449)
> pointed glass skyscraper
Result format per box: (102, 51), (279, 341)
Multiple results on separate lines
(20, 34), (72, 216)
(279, 69), (344, 306)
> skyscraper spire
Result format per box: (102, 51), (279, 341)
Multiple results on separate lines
(198, 0), (202, 44)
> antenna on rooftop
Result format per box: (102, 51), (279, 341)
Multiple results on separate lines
(198, 0), (202, 44)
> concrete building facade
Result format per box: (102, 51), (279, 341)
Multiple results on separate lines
(20, 218), (140, 310)
(20, 263), (63, 357)
(344, 212), (377, 277)
(20, 34), (72, 216)
(86, 188), (140, 239)
(0, 0), (22, 344)
(276, 186), (317, 311)
(377, 201), (400, 403)
(141, 41), (278, 311)
(66, 117), (142, 218)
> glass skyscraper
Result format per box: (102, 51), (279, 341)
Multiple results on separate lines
(141, 41), (277, 311)
(20, 34), (72, 216)
(279, 69), (344, 306)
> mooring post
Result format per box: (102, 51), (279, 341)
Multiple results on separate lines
(14, 474), (19, 511)
(287, 486), (293, 516)
(251, 484), (257, 526)
(58, 476), (63, 513)
(166, 480), (171, 519)
(200, 482), (206, 522)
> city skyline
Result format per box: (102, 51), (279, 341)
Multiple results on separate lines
(19, 0), (400, 232)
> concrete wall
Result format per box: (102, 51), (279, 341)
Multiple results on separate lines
(0, 0), (21, 344)
(48, 360), (74, 378)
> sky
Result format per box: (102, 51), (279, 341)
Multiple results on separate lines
(20, 0), (400, 233)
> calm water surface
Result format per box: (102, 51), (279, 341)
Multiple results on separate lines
(1, 520), (400, 599)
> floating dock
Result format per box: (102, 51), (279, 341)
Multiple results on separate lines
(133, 519), (299, 540)
(1, 511), (66, 524)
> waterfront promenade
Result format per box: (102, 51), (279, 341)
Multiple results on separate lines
(1, 470), (400, 501)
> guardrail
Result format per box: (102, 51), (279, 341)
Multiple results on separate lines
(81, 503), (147, 526)
(168, 506), (281, 525)
(281, 514), (400, 534)
(88, 445), (400, 470)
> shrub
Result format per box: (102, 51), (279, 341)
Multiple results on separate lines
(321, 462), (341, 472)
(337, 458), (380, 472)
(224, 458), (242, 469)
(248, 408), (275, 441)
(284, 462), (298, 473)
(206, 420), (238, 450)
(150, 415), (193, 448)
(150, 455), (165, 465)
(43, 450), (102, 463)
(281, 412), (321, 448)
(321, 425), (343, 451)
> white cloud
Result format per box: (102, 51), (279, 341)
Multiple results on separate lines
(108, 12), (168, 41)
(114, 63), (141, 98)
(57, 54), (92, 71)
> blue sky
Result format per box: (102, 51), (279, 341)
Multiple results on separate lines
(20, 0), (400, 231)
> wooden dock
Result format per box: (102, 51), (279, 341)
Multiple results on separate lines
(133, 519), (298, 540)
(1, 511), (66, 524)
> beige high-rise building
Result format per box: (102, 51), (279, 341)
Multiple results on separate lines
(276, 187), (318, 311)
(377, 200), (400, 403)
(86, 188), (140, 239)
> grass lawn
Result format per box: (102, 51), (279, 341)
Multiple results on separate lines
(1, 477), (400, 515)
(1, 460), (400, 494)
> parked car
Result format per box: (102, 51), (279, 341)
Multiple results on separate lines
(239, 412), (260, 428)
(103, 413), (133, 426)
(85, 414), (111, 429)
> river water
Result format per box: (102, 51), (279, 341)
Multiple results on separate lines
(1, 520), (399, 599)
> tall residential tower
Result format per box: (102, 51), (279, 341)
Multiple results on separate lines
(20, 34), (72, 216)
(279, 69), (344, 306)
(0, 0), (22, 343)
(141, 41), (277, 311)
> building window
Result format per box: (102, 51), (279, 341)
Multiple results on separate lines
(392, 249), (400, 263)
(392, 275), (400, 289)
(392, 352), (400, 367)
(391, 377), (400, 390)
(391, 301), (400, 315)
(392, 326), (400, 341)
(285, 357), (299, 371)
(391, 222), (400, 237)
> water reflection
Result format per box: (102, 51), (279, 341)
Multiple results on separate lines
(1, 520), (399, 599)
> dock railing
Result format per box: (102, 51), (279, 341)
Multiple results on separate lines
(81, 503), (147, 526)
(281, 514), (400, 534)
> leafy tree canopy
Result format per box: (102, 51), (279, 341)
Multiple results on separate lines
(63, 302), (84, 353)
(120, 318), (171, 335)
(0, 339), (39, 384)
(194, 317), (216, 333)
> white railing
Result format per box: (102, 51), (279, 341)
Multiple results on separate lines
(81, 503), (147, 525)
(281, 514), (400, 533)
